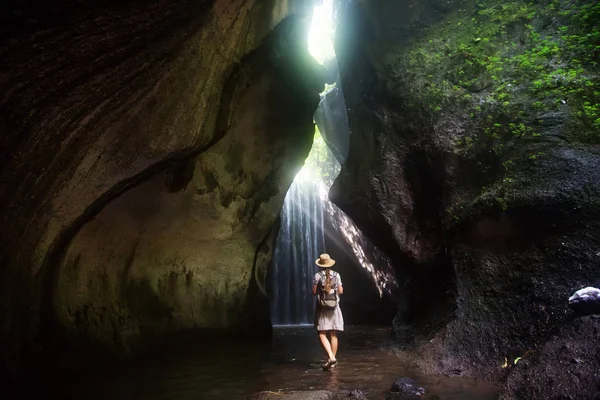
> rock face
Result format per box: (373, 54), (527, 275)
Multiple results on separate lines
(54, 20), (322, 355)
(322, 208), (398, 326)
(0, 0), (322, 393)
(252, 390), (369, 400)
(499, 315), (600, 400)
(333, 0), (600, 381)
(314, 75), (351, 164)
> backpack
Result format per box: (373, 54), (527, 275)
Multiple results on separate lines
(318, 271), (339, 309)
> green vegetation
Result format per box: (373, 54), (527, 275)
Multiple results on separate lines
(388, 0), (600, 163)
(301, 126), (340, 187)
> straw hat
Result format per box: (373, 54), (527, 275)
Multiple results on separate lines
(315, 253), (335, 268)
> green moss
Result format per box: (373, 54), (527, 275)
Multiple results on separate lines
(386, 0), (600, 158)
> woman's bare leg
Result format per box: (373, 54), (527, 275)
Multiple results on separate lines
(330, 330), (338, 358)
(318, 331), (335, 360)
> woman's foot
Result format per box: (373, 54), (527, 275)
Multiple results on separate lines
(322, 358), (338, 370)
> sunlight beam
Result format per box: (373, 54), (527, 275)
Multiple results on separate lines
(308, 0), (336, 64)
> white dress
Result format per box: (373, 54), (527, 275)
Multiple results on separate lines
(313, 270), (344, 331)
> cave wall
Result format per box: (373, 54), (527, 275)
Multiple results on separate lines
(314, 74), (351, 164)
(499, 315), (600, 399)
(322, 218), (398, 326)
(55, 28), (321, 355)
(333, 0), (600, 380)
(0, 0), (321, 392)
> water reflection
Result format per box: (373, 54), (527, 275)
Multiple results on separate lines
(66, 327), (498, 400)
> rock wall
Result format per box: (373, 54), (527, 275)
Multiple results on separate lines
(333, 0), (600, 381)
(0, 0), (322, 393)
(54, 19), (322, 355)
(322, 233), (398, 326)
(500, 315), (600, 399)
(314, 75), (351, 164)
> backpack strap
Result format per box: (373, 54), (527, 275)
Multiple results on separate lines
(319, 270), (338, 289)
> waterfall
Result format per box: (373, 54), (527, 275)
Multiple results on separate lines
(268, 0), (397, 327)
(270, 177), (326, 326)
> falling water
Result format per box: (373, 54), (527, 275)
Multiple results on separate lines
(268, 0), (397, 326)
(270, 176), (326, 325)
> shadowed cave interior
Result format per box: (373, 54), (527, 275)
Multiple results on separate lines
(1, 0), (599, 399)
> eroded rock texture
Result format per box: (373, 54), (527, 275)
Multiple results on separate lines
(0, 0), (322, 392)
(333, 0), (600, 381)
(500, 315), (600, 400)
(314, 75), (350, 164)
(55, 21), (322, 354)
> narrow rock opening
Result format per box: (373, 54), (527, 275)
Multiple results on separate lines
(268, 0), (399, 328)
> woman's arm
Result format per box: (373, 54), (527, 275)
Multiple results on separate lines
(338, 285), (343, 295)
(312, 272), (321, 295)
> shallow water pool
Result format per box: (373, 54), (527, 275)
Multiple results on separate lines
(61, 326), (498, 399)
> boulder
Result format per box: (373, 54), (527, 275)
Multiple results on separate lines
(568, 287), (600, 316)
(386, 377), (425, 399)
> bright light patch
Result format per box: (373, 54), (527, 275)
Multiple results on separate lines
(290, 128), (398, 299)
(294, 164), (316, 183)
(308, 0), (336, 64)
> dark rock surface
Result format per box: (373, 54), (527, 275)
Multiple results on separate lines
(253, 391), (334, 400)
(323, 233), (397, 326)
(333, 0), (600, 383)
(322, 193), (398, 326)
(390, 377), (425, 397)
(314, 74), (350, 164)
(499, 315), (600, 400)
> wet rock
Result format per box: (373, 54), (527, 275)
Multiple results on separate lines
(254, 389), (372, 400)
(499, 315), (600, 399)
(344, 389), (368, 399)
(568, 287), (600, 316)
(314, 75), (350, 164)
(253, 391), (333, 400)
(385, 377), (425, 399)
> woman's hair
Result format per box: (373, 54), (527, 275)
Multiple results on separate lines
(324, 269), (332, 292)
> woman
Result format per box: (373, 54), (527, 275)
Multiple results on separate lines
(312, 253), (344, 370)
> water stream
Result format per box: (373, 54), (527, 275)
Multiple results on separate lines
(270, 177), (326, 325)
(269, 0), (391, 326)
